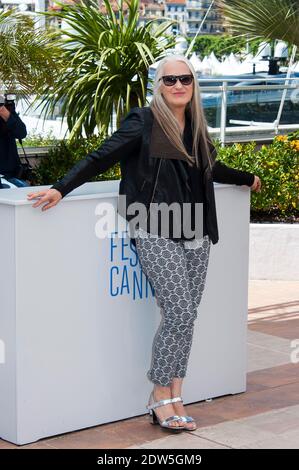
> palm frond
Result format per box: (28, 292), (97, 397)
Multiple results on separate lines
(217, 0), (299, 47)
(0, 8), (61, 96)
(39, 0), (177, 139)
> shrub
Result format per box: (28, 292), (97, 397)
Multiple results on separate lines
(31, 135), (120, 186)
(214, 133), (298, 215)
(18, 129), (58, 148)
(31, 131), (298, 219)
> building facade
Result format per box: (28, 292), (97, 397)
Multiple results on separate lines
(0, 0), (226, 37)
(186, 0), (225, 36)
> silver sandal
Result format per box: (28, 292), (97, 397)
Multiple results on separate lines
(146, 391), (185, 432)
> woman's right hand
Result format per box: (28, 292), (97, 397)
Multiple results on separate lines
(27, 188), (62, 211)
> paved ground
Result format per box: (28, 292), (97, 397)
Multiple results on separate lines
(1, 280), (298, 449)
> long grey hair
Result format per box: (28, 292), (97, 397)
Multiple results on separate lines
(149, 54), (214, 170)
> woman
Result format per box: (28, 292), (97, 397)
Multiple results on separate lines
(27, 54), (261, 433)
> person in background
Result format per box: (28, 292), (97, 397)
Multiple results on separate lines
(0, 98), (29, 188)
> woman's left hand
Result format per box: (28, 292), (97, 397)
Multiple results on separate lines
(250, 175), (262, 192)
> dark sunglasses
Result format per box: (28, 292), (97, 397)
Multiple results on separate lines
(159, 74), (194, 87)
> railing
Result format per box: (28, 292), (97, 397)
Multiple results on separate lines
(197, 76), (299, 146)
(5, 76), (299, 147)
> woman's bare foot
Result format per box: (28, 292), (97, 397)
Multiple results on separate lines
(151, 385), (185, 429)
(170, 378), (197, 430)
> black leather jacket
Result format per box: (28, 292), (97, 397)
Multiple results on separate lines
(51, 106), (255, 245)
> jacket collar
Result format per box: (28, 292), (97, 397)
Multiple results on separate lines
(148, 108), (188, 161)
(146, 106), (209, 173)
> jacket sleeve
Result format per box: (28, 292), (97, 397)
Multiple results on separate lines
(208, 136), (255, 187)
(6, 111), (27, 140)
(50, 107), (144, 198)
(212, 160), (255, 186)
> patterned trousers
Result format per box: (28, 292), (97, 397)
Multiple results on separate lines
(134, 227), (211, 387)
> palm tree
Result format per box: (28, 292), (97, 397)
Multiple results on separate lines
(39, 0), (176, 140)
(217, 0), (299, 48)
(0, 9), (60, 96)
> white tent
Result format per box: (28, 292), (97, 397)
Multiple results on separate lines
(219, 56), (236, 75)
(149, 49), (294, 78)
(200, 55), (214, 75)
(207, 52), (222, 74)
(189, 52), (202, 72)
